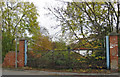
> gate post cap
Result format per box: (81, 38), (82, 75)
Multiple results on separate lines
(109, 32), (119, 36)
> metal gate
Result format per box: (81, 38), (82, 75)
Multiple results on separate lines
(27, 48), (106, 69)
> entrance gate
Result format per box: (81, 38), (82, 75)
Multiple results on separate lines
(27, 48), (106, 69)
(27, 33), (119, 72)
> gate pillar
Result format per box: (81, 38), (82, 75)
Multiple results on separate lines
(109, 32), (119, 72)
(18, 38), (27, 67)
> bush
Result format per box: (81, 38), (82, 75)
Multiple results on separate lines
(86, 50), (106, 69)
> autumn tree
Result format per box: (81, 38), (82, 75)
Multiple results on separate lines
(52, 41), (67, 50)
(1, 1), (40, 58)
(29, 31), (52, 51)
(48, 1), (120, 47)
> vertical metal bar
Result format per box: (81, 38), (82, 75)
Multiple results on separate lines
(15, 3), (18, 68)
(15, 7), (18, 67)
(67, 47), (70, 68)
(51, 50), (54, 68)
(0, 2), (2, 75)
(15, 1), (18, 68)
(106, 36), (110, 69)
(15, 27), (17, 68)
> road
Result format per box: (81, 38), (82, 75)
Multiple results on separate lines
(1, 69), (120, 77)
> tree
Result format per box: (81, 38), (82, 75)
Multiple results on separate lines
(29, 31), (52, 51)
(52, 41), (67, 50)
(48, 1), (120, 46)
(1, 1), (40, 58)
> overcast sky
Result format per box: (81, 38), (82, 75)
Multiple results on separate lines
(24, 0), (72, 41)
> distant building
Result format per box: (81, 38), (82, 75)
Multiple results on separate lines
(72, 48), (93, 56)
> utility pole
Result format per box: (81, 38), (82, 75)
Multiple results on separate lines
(15, 2), (18, 68)
(15, 22), (18, 68)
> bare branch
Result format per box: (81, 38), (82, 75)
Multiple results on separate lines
(53, 7), (82, 43)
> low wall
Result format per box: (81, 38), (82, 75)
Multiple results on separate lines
(2, 51), (15, 67)
(3, 40), (26, 68)
(2, 51), (25, 68)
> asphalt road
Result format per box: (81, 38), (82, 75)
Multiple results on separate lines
(1, 69), (120, 77)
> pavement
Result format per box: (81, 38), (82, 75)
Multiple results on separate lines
(1, 68), (120, 77)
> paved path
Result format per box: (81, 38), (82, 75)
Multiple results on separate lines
(2, 69), (120, 76)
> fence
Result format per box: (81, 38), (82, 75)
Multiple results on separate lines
(27, 34), (119, 72)
(27, 48), (106, 70)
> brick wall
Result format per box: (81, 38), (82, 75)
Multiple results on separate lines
(2, 51), (15, 67)
(3, 40), (25, 68)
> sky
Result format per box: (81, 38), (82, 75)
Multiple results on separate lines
(25, 0), (72, 41)
(24, 0), (119, 41)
